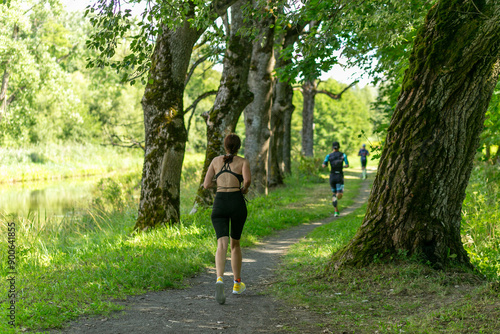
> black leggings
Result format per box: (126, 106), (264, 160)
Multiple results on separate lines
(211, 191), (247, 240)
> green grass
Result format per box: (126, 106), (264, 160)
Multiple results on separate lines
(271, 163), (500, 333)
(3, 147), (497, 334)
(461, 163), (500, 280)
(0, 153), (362, 333)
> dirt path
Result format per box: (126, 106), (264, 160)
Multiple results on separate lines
(52, 179), (371, 334)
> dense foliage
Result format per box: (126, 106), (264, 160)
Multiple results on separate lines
(0, 0), (144, 145)
(0, 1), (226, 152)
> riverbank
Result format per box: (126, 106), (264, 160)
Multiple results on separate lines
(0, 144), (143, 184)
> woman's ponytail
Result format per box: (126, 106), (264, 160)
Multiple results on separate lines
(223, 133), (241, 163)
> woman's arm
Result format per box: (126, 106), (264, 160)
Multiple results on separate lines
(241, 159), (251, 194)
(203, 160), (216, 189)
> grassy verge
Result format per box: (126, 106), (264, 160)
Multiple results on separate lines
(271, 163), (500, 333)
(0, 155), (362, 333)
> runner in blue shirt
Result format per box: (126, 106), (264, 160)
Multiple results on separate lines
(358, 144), (369, 179)
(322, 141), (349, 217)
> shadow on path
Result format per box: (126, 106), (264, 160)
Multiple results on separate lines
(51, 176), (372, 333)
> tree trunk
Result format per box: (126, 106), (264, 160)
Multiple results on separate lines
(301, 79), (316, 157)
(135, 22), (201, 229)
(191, 0), (253, 213)
(268, 28), (299, 187)
(282, 102), (293, 175)
(1, 25), (16, 119)
(0, 67), (8, 119)
(244, 4), (275, 194)
(330, 0), (500, 270)
(494, 146), (500, 165)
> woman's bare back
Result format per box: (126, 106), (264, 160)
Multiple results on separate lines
(212, 155), (245, 192)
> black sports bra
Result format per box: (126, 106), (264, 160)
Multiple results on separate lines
(215, 161), (243, 191)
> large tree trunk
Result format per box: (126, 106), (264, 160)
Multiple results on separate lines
(301, 79), (316, 157)
(244, 3), (275, 194)
(134, 1), (237, 229)
(268, 28), (299, 187)
(191, 0), (253, 213)
(135, 22), (200, 230)
(331, 0), (500, 270)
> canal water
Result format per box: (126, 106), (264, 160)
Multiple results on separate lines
(0, 176), (101, 219)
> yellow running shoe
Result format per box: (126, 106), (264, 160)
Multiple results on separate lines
(232, 281), (246, 295)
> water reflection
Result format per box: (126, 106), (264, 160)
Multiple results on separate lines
(0, 177), (100, 218)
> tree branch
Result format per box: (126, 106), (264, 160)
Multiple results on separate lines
(106, 133), (145, 151)
(6, 85), (26, 105)
(127, 68), (149, 83)
(193, 34), (210, 52)
(56, 44), (79, 63)
(185, 53), (212, 87)
(316, 80), (358, 100)
(210, 0), (239, 18)
(0, 67), (9, 102)
(222, 9), (230, 37)
(108, 140), (145, 151)
(185, 90), (218, 114)
(186, 90), (218, 135)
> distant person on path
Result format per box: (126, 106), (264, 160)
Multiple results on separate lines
(203, 133), (251, 304)
(358, 144), (370, 179)
(322, 141), (349, 217)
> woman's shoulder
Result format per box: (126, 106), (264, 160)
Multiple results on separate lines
(233, 156), (248, 163)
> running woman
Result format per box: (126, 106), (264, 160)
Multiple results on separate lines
(358, 143), (370, 179)
(203, 133), (251, 304)
(322, 141), (349, 217)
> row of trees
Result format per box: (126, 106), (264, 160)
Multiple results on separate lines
(85, 0), (500, 270)
(0, 0), (375, 154)
(84, 0), (432, 229)
(3, 0), (500, 270)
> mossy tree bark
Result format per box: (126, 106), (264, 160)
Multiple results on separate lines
(330, 0), (500, 270)
(244, 3), (275, 194)
(191, 0), (253, 212)
(300, 80), (316, 157)
(268, 27), (300, 187)
(135, 0), (237, 229)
